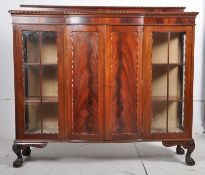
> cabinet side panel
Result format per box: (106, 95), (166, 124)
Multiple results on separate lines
(111, 32), (138, 134)
(13, 26), (23, 139)
(72, 32), (99, 135)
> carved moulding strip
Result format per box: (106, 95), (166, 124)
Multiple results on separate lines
(8, 9), (198, 16)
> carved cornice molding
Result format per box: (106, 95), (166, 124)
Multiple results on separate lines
(9, 10), (198, 17)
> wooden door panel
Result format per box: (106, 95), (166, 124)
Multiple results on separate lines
(105, 26), (143, 140)
(66, 25), (104, 140)
(72, 32), (99, 135)
(111, 32), (138, 134)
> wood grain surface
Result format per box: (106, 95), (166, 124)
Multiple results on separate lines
(111, 32), (138, 134)
(72, 31), (99, 135)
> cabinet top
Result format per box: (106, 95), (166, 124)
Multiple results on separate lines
(9, 5), (198, 17)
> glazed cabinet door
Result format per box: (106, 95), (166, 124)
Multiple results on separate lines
(66, 25), (104, 140)
(14, 25), (65, 140)
(143, 26), (194, 139)
(105, 26), (143, 140)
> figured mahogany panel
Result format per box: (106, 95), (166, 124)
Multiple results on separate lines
(107, 26), (143, 140)
(72, 31), (99, 135)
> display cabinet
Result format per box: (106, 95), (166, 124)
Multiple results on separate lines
(9, 5), (198, 167)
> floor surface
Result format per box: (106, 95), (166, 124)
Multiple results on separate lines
(0, 134), (204, 175)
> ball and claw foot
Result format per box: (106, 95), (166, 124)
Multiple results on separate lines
(184, 141), (195, 166)
(186, 156), (195, 166)
(162, 140), (195, 166)
(22, 147), (31, 156)
(13, 158), (23, 168)
(12, 144), (23, 168)
(13, 147), (31, 167)
(176, 145), (185, 155)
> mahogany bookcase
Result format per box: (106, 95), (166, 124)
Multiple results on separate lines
(9, 5), (198, 167)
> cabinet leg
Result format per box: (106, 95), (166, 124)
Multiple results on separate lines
(22, 146), (31, 156)
(12, 144), (23, 168)
(182, 141), (195, 166)
(162, 139), (195, 166)
(12, 142), (47, 168)
(176, 145), (185, 155)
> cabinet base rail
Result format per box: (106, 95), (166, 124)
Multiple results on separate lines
(12, 140), (195, 167)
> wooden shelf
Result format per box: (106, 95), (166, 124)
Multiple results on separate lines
(24, 63), (57, 66)
(152, 63), (185, 66)
(151, 127), (183, 133)
(24, 96), (58, 103)
(152, 96), (183, 102)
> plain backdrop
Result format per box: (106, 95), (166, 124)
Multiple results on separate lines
(0, 0), (204, 141)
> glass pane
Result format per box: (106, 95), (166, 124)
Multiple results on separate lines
(41, 32), (57, 64)
(24, 65), (40, 98)
(152, 32), (168, 63)
(168, 102), (184, 133)
(169, 66), (184, 99)
(152, 66), (167, 97)
(42, 65), (58, 97)
(23, 31), (59, 135)
(25, 103), (41, 134)
(22, 31), (40, 63)
(42, 103), (58, 134)
(169, 32), (186, 64)
(151, 31), (186, 134)
(151, 32), (169, 133)
(151, 101), (167, 133)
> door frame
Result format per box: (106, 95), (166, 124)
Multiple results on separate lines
(13, 25), (65, 140)
(143, 26), (194, 140)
